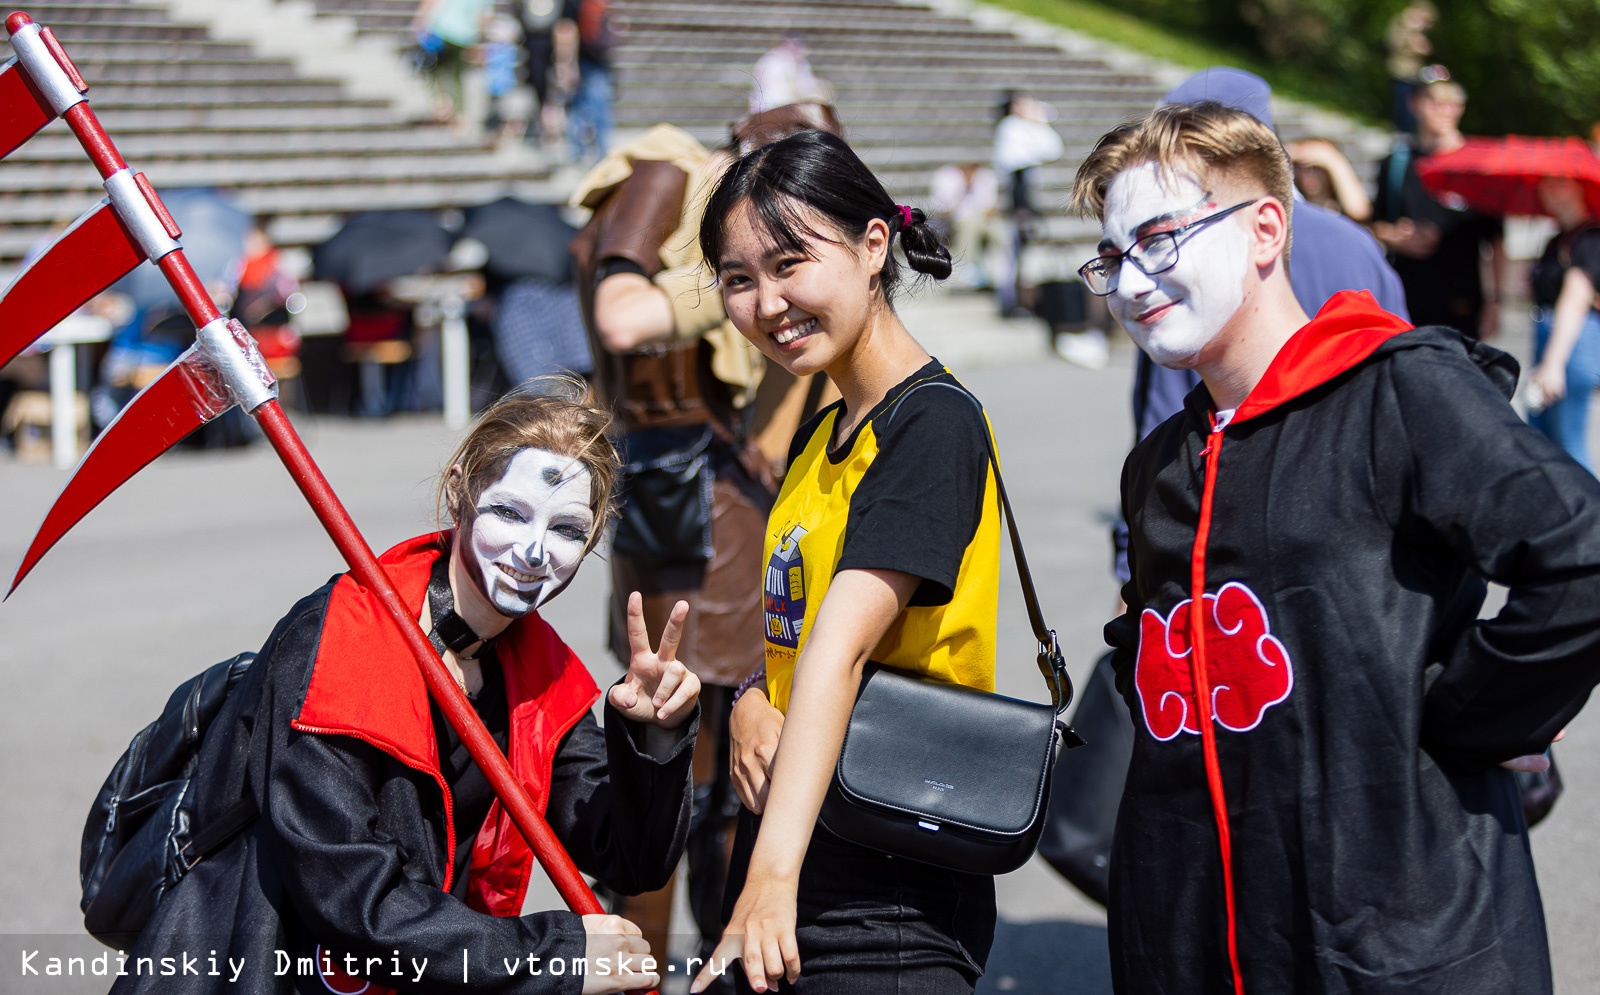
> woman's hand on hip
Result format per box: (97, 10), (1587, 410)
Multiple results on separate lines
(691, 877), (800, 993)
(1531, 361), (1568, 403)
(608, 592), (700, 728)
(730, 687), (784, 813)
(580, 914), (660, 994)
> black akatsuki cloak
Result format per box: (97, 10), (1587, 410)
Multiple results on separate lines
(1107, 292), (1600, 994)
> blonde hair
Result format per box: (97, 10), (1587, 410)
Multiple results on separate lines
(1071, 102), (1294, 257)
(437, 375), (620, 554)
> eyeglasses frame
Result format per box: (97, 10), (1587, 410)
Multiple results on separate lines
(1078, 198), (1261, 296)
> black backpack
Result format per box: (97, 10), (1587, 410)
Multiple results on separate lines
(80, 653), (260, 946)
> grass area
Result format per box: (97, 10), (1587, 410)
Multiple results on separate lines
(977, 0), (1384, 126)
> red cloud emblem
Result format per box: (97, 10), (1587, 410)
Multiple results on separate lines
(1135, 582), (1294, 741)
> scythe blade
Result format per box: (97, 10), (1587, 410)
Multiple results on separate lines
(8, 347), (234, 596)
(0, 199), (146, 371)
(0, 57), (56, 160)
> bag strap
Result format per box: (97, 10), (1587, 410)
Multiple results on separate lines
(178, 795), (258, 872)
(884, 380), (1077, 716)
(1381, 142), (1411, 224)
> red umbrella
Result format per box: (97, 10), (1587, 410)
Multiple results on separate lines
(1416, 136), (1600, 219)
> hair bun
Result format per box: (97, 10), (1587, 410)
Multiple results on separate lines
(897, 206), (953, 280)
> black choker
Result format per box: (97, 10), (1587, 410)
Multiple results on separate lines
(427, 556), (489, 659)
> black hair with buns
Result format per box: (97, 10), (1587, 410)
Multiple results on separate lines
(699, 130), (952, 303)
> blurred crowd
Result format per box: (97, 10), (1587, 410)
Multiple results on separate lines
(410, 0), (617, 158)
(6, 8), (1600, 479)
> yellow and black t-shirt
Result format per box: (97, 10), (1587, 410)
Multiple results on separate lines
(762, 361), (1002, 713)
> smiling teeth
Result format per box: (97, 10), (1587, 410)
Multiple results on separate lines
(774, 319), (815, 345)
(501, 564), (542, 583)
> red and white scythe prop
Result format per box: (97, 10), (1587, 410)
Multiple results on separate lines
(1, 11), (639, 974)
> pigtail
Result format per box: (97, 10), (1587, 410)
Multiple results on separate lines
(895, 205), (953, 280)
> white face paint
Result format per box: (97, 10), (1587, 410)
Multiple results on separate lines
(1100, 162), (1252, 369)
(466, 448), (594, 617)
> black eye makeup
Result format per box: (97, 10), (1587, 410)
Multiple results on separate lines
(551, 523), (591, 542)
(480, 504), (527, 524)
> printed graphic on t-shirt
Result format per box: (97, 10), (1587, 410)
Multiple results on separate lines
(1135, 581), (1294, 740)
(764, 524), (808, 650)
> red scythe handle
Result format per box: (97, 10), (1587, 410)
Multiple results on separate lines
(5, 13), (654, 985)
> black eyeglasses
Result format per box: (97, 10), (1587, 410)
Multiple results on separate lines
(1078, 199), (1259, 296)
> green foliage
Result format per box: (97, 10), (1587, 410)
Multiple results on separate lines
(979, 0), (1386, 123)
(1447, 0), (1600, 135)
(982, 0), (1600, 137)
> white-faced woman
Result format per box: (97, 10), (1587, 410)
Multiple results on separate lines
(113, 385), (700, 995)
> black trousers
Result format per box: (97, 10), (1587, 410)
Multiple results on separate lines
(724, 808), (996, 994)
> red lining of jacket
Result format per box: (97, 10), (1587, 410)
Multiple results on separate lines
(290, 532), (601, 913)
(1192, 291), (1412, 993)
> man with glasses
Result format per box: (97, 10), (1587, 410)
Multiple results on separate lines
(1374, 67), (1506, 340)
(1121, 67), (1408, 441)
(1073, 101), (1600, 995)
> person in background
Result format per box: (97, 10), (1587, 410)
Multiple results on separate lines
(1286, 137), (1372, 221)
(481, 15), (522, 137)
(1372, 68), (1506, 341)
(517, 0), (564, 145)
(992, 90), (1063, 317)
(929, 161), (1002, 290)
(1526, 176), (1600, 472)
(233, 218), (301, 373)
(563, 0), (615, 162)
(1384, 1), (1436, 133)
(412, 0), (491, 124)
(750, 33), (828, 114)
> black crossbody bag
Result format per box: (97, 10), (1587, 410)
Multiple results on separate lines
(817, 383), (1086, 875)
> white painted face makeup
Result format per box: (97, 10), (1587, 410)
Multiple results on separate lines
(1100, 162), (1252, 369)
(466, 448), (594, 617)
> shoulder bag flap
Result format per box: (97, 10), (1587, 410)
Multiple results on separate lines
(835, 663), (1059, 836)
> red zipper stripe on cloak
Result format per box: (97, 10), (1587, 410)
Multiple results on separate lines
(1191, 420), (1246, 995)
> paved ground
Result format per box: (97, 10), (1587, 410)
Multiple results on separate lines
(1, 295), (1596, 993)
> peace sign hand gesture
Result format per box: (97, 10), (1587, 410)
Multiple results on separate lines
(607, 592), (699, 729)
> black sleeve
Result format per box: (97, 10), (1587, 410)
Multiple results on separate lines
(1384, 345), (1600, 768)
(542, 691), (698, 896)
(1105, 448), (1143, 705)
(1569, 229), (1600, 289)
(259, 609), (589, 994)
(835, 382), (991, 606)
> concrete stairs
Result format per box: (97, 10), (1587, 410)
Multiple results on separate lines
(0, 0), (1387, 274)
(0, 0), (556, 269)
(610, 0), (1389, 256)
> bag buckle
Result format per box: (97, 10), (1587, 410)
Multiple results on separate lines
(1036, 630), (1074, 714)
